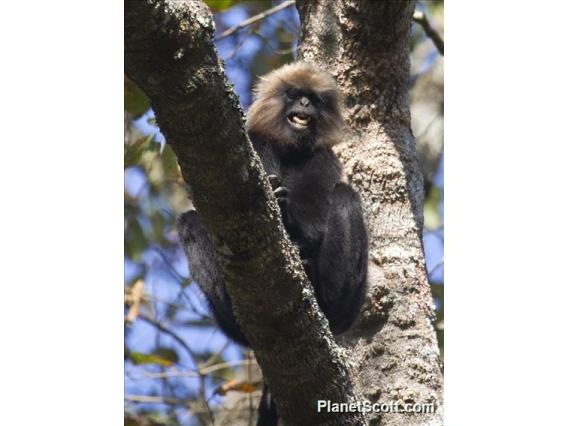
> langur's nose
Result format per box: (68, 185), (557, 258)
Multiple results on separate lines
(300, 97), (311, 107)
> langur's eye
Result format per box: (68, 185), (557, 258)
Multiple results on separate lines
(286, 88), (301, 100)
(312, 94), (324, 106)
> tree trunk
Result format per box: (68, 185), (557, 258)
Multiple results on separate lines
(125, 1), (364, 424)
(297, 1), (444, 424)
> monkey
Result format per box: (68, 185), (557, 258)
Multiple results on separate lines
(177, 62), (368, 426)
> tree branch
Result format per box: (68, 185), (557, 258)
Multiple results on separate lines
(413, 10), (444, 56)
(125, 394), (188, 405)
(215, 0), (296, 40)
(125, 1), (363, 424)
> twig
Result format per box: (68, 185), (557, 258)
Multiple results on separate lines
(202, 340), (231, 368)
(125, 394), (215, 414)
(215, 0), (296, 41)
(152, 246), (187, 283)
(144, 293), (189, 312)
(125, 394), (187, 405)
(129, 360), (255, 382)
(177, 284), (211, 319)
(250, 31), (296, 56)
(223, 31), (249, 60)
(428, 258), (444, 278)
(139, 313), (200, 368)
(413, 11), (444, 56)
(138, 313), (215, 422)
(415, 114), (441, 142)
(247, 350), (255, 422)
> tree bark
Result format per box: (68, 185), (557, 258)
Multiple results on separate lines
(125, 1), (364, 424)
(297, 1), (444, 424)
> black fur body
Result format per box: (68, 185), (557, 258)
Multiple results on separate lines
(177, 63), (369, 426)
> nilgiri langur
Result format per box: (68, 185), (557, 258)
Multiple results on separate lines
(177, 62), (368, 426)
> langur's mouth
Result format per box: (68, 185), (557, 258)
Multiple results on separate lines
(287, 113), (312, 129)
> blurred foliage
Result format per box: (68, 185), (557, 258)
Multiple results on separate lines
(125, 412), (174, 426)
(431, 283), (444, 363)
(124, 78), (237, 424)
(204, 0), (240, 12)
(424, 186), (443, 230)
(125, 76), (150, 118)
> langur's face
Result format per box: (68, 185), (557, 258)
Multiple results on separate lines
(283, 87), (321, 133)
(246, 63), (343, 151)
(280, 86), (340, 151)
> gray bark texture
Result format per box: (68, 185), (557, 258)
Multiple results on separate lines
(297, 1), (444, 425)
(125, 1), (364, 425)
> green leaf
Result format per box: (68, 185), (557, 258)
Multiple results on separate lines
(129, 348), (179, 367)
(124, 134), (154, 169)
(149, 211), (168, 244)
(424, 186), (442, 230)
(129, 352), (172, 367)
(161, 144), (180, 180)
(204, 0), (239, 12)
(125, 76), (150, 118)
(125, 216), (149, 261)
(153, 347), (180, 364)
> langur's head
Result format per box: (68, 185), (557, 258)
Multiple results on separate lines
(246, 62), (344, 152)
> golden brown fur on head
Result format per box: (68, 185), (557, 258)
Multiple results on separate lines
(246, 62), (344, 149)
